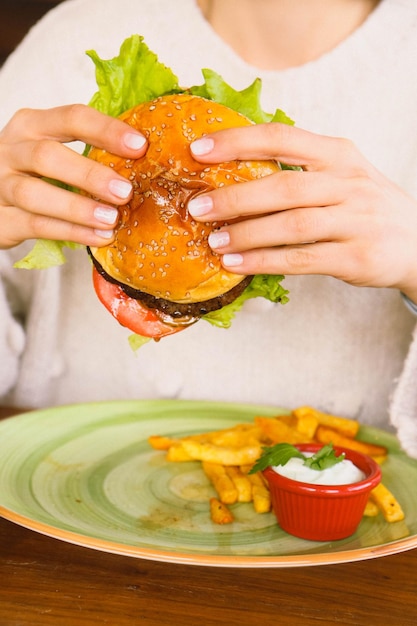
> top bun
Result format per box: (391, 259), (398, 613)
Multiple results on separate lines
(89, 94), (280, 304)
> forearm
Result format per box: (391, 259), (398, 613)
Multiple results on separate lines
(0, 282), (24, 398)
(402, 291), (417, 316)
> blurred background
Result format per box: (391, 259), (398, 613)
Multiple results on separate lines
(0, 1), (63, 66)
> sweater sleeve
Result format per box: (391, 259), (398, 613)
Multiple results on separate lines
(0, 259), (26, 399)
(390, 323), (417, 458)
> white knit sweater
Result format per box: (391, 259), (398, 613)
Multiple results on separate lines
(1, 0), (417, 456)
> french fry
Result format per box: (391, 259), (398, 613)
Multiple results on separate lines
(373, 455), (388, 466)
(294, 413), (319, 440)
(209, 497), (234, 524)
(165, 443), (193, 462)
(180, 439), (262, 466)
(315, 425), (388, 457)
(293, 406), (360, 438)
(246, 471), (272, 513)
(363, 499), (379, 517)
(148, 435), (177, 450)
(254, 416), (307, 444)
(202, 462), (238, 504)
(370, 483), (405, 522)
(209, 425), (263, 448)
(225, 466), (252, 502)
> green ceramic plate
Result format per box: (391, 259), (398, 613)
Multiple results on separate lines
(0, 400), (416, 568)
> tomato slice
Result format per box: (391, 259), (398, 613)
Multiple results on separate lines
(92, 267), (185, 339)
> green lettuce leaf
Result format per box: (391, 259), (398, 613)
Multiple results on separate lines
(203, 274), (289, 328)
(14, 239), (81, 269)
(189, 69), (294, 125)
(86, 35), (180, 117)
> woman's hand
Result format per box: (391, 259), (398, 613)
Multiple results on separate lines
(188, 123), (417, 302)
(0, 104), (147, 249)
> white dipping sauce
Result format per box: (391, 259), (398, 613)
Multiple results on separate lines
(272, 455), (365, 486)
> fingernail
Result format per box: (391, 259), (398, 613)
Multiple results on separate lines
(94, 228), (114, 239)
(188, 195), (213, 217)
(124, 132), (147, 150)
(190, 137), (215, 156)
(94, 206), (118, 225)
(109, 179), (132, 199)
(222, 253), (243, 267)
(208, 230), (230, 249)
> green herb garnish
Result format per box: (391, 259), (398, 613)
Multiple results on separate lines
(249, 442), (344, 474)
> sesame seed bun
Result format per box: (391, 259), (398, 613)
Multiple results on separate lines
(88, 93), (279, 308)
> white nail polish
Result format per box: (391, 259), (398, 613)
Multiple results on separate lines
(188, 195), (213, 217)
(109, 179), (132, 199)
(124, 132), (147, 150)
(190, 137), (215, 156)
(94, 206), (118, 225)
(208, 231), (230, 249)
(94, 229), (114, 239)
(222, 253), (243, 267)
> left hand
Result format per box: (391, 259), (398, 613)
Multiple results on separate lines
(188, 123), (417, 302)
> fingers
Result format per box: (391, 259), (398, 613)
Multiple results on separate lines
(190, 122), (365, 172)
(1, 204), (118, 249)
(188, 169), (346, 221)
(0, 175), (120, 249)
(6, 105), (147, 156)
(8, 174), (119, 229)
(5, 105), (148, 204)
(186, 122), (404, 288)
(205, 207), (348, 278)
(0, 104), (148, 249)
(207, 206), (339, 253)
(8, 140), (133, 206)
(187, 123), (368, 225)
(216, 242), (350, 279)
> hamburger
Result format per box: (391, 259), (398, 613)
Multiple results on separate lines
(15, 35), (290, 344)
(87, 93), (283, 340)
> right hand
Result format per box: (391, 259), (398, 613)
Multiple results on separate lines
(0, 104), (147, 249)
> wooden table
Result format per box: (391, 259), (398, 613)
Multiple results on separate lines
(1, 407), (416, 626)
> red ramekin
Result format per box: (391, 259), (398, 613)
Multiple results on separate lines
(262, 443), (382, 541)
